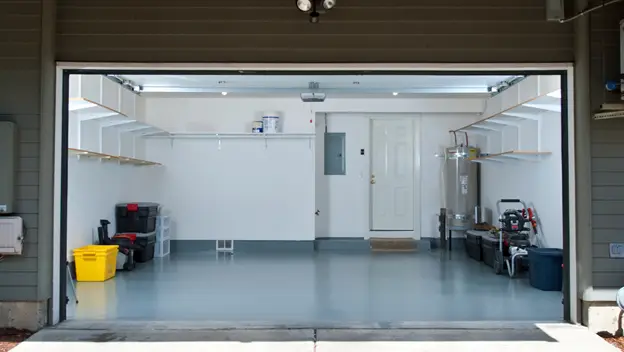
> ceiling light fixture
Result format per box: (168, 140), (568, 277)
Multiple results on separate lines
(221, 92), (228, 96)
(393, 92), (399, 96)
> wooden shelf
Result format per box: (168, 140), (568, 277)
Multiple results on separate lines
(470, 151), (552, 163)
(452, 90), (561, 133)
(68, 148), (161, 166)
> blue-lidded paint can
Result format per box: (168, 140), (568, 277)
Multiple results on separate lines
(262, 112), (280, 133)
(252, 121), (263, 133)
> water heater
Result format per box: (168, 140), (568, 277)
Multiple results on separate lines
(445, 145), (479, 229)
(0, 122), (17, 214)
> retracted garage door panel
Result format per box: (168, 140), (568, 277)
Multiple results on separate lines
(56, 0), (573, 63)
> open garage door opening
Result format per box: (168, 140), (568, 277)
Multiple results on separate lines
(54, 68), (572, 325)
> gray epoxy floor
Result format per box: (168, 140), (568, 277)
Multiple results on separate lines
(67, 250), (562, 323)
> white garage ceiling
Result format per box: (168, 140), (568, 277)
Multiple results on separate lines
(117, 74), (516, 96)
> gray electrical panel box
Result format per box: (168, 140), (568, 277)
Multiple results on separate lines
(0, 122), (17, 214)
(324, 132), (346, 175)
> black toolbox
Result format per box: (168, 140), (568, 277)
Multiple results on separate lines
(133, 232), (157, 263)
(466, 230), (486, 262)
(116, 203), (159, 233)
(481, 234), (501, 268)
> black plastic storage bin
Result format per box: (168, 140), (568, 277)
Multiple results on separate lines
(527, 248), (563, 291)
(133, 232), (157, 263)
(116, 203), (159, 233)
(465, 231), (484, 261)
(481, 234), (501, 268)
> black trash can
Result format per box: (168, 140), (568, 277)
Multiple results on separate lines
(527, 248), (563, 291)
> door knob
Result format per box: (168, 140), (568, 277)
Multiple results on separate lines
(370, 175), (376, 184)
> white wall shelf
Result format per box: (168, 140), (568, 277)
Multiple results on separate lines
(69, 98), (123, 121)
(68, 75), (166, 163)
(69, 98), (163, 134)
(450, 75), (561, 157)
(451, 90), (561, 134)
(68, 148), (162, 166)
(470, 150), (552, 163)
(145, 132), (316, 139)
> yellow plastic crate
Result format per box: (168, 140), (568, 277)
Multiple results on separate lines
(73, 245), (119, 282)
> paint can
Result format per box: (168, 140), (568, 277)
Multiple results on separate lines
(262, 112), (280, 133)
(251, 121), (263, 133)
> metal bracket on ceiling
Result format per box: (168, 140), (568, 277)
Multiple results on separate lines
(489, 76), (526, 96)
(106, 75), (143, 95)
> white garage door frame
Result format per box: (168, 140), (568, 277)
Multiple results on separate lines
(51, 62), (576, 325)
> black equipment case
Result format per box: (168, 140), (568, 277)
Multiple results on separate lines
(116, 202), (159, 233)
(481, 234), (501, 268)
(466, 230), (487, 262)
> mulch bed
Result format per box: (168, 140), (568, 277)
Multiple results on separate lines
(598, 331), (624, 351)
(0, 329), (32, 352)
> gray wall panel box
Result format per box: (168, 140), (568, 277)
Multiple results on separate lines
(445, 146), (479, 229)
(0, 122), (16, 214)
(324, 132), (346, 175)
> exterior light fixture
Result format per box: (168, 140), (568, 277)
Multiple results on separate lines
(322, 0), (336, 10)
(296, 0), (337, 23)
(297, 0), (312, 11)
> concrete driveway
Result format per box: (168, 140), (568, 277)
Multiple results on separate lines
(11, 321), (619, 351)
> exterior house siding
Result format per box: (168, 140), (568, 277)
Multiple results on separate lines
(0, 0), (605, 328)
(56, 0), (574, 63)
(0, 0), (43, 301)
(590, 4), (624, 288)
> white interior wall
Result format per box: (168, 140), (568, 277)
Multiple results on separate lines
(67, 89), (562, 247)
(142, 96), (484, 134)
(66, 159), (163, 260)
(477, 110), (563, 248)
(315, 113), (479, 240)
(146, 137), (315, 241)
(140, 95), (482, 242)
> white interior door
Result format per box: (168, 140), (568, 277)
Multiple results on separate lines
(370, 118), (415, 231)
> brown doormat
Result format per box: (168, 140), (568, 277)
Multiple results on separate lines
(370, 237), (416, 252)
(0, 329), (31, 352)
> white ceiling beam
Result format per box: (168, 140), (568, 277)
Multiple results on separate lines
(139, 86), (491, 95)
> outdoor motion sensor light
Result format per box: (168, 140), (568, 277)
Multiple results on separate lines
(296, 0), (337, 23)
(296, 0), (312, 11)
(322, 0), (336, 9)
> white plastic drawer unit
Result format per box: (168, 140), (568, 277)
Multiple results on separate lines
(0, 217), (24, 255)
